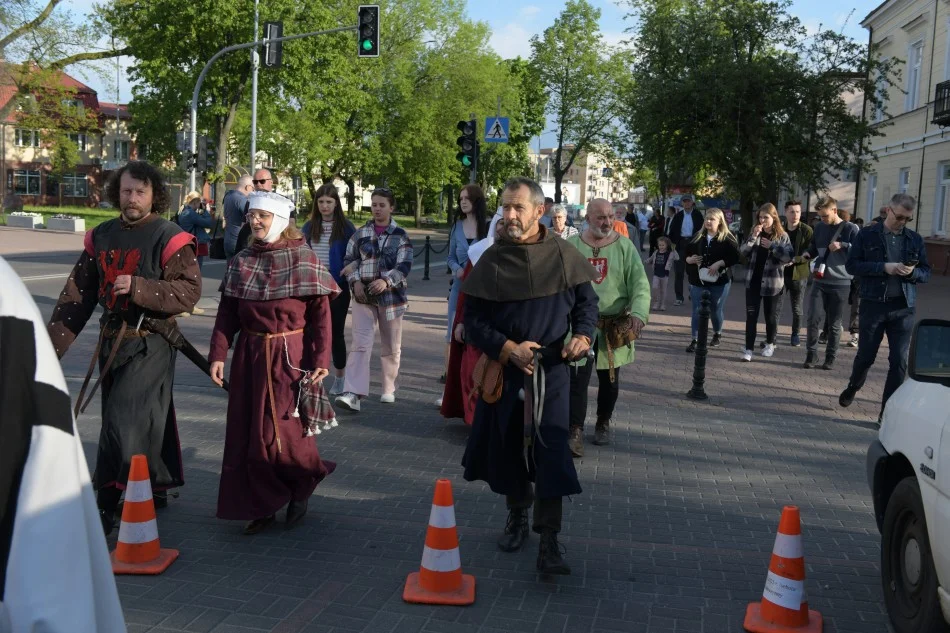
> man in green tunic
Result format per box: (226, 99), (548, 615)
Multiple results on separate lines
(567, 199), (651, 456)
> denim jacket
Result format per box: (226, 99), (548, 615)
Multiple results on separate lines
(845, 222), (931, 308)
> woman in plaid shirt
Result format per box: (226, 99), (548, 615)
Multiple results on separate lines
(335, 188), (413, 412)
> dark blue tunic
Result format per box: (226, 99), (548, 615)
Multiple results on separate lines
(461, 283), (598, 499)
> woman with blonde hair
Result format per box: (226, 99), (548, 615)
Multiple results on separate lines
(683, 208), (740, 351)
(209, 191), (339, 534)
(739, 202), (794, 361)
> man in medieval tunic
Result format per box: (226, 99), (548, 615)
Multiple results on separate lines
(47, 161), (201, 534)
(461, 177), (599, 575)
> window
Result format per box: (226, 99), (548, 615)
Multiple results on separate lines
(62, 173), (88, 198)
(14, 128), (40, 147)
(866, 173), (878, 222)
(114, 140), (130, 161)
(874, 63), (888, 122)
(899, 168), (911, 194)
(61, 99), (83, 115)
(936, 164), (950, 236)
(10, 170), (41, 195)
(69, 133), (87, 151)
(906, 41), (924, 111)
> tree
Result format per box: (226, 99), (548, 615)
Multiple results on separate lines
(530, 0), (627, 203)
(623, 0), (898, 230)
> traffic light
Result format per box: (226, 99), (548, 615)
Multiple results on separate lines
(263, 21), (283, 68)
(183, 151), (197, 172)
(358, 5), (379, 58)
(456, 119), (477, 168)
(205, 137), (217, 170)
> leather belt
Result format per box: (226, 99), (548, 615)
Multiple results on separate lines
(243, 328), (306, 454)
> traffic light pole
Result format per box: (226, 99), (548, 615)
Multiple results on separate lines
(188, 24), (358, 191)
(469, 112), (477, 185)
(249, 0), (260, 174)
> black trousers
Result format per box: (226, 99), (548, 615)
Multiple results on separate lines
(569, 353), (620, 429)
(673, 240), (688, 300)
(745, 287), (780, 350)
(505, 481), (563, 533)
(329, 288), (351, 370)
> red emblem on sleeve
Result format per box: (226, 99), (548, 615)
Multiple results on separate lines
(98, 249), (142, 310)
(589, 257), (608, 284)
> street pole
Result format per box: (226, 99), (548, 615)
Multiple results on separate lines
(469, 111), (477, 185)
(250, 0), (259, 173)
(188, 24), (358, 192)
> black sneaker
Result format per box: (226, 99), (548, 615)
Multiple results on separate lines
(820, 358), (834, 371)
(803, 352), (818, 369)
(537, 530), (571, 575)
(686, 340), (697, 353)
(790, 333), (801, 347)
(497, 508), (529, 552)
(839, 384), (858, 408)
(99, 509), (116, 536)
(710, 333), (721, 347)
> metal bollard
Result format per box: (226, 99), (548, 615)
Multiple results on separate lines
(686, 290), (711, 401)
(423, 235), (431, 281)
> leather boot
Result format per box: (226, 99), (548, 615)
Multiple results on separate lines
(593, 418), (611, 446)
(286, 497), (309, 528)
(497, 507), (529, 552)
(99, 509), (116, 536)
(568, 425), (584, 458)
(536, 530), (570, 575)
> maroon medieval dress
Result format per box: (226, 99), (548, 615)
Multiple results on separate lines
(440, 261), (481, 425)
(209, 237), (339, 521)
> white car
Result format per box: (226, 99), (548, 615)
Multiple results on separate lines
(868, 319), (950, 633)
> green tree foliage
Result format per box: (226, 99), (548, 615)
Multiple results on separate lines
(623, 0), (897, 229)
(530, 0), (628, 203)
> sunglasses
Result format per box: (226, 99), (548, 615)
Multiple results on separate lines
(252, 178), (272, 185)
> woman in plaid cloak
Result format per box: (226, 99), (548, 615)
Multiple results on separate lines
(209, 192), (339, 534)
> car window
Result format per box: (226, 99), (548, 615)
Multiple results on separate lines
(913, 324), (950, 378)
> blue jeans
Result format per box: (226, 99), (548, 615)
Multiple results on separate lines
(689, 283), (727, 340)
(847, 298), (915, 410)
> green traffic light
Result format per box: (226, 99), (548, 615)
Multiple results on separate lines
(461, 156), (472, 167)
(362, 39), (373, 51)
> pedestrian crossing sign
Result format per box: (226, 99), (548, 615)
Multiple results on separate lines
(484, 117), (509, 143)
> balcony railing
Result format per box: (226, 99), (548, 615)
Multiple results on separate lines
(933, 80), (950, 127)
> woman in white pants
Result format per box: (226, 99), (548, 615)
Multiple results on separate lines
(334, 188), (413, 412)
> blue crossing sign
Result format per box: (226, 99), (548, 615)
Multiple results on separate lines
(484, 117), (509, 143)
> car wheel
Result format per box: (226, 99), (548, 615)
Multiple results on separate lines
(881, 477), (949, 633)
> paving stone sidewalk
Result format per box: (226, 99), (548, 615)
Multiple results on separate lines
(7, 226), (945, 632)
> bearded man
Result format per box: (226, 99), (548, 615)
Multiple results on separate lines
(47, 160), (201, 534)
(460, 177), (599, 575)
(567, 199), (650, 457)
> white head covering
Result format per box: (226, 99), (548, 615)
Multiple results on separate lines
(247, 191), (294, 243)
(468, 206), (504, 266)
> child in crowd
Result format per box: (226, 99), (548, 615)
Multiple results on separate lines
(647, 236), (677, 311)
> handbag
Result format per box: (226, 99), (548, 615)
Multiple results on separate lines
(597, 310), (639, 382)
(472, 353), (504, 404)
(698, 267), (721, 283)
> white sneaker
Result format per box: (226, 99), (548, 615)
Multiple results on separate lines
(335, 392), (360, 412)
(435, 396), (443, 407)
(380, 393), (396, 404)
(741, 349), (753, 362)
(673, 299), (684, 306)
(330, 376), (345, 395)
(762, 343), (775, 358)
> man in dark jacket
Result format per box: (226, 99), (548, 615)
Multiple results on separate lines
(839, 194), (931, 420)
(666, 195), (705, 305)
(777, 200), (812, 347)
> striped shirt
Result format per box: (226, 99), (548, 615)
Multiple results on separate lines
(308, 221), (333, 266)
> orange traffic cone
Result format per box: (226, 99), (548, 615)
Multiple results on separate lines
(744, 506), (822, 632)
(403, 479), (475, 605)
(110, 454), (179, 575)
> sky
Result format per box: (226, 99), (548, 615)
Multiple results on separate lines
(55, 0), (873, 148)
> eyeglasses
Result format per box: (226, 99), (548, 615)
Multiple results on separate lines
(888, 207), (913, 223)
(246, 211), (274, 221)
(252, 178), (272, 185)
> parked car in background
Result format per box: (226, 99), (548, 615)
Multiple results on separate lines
(867, 319), (950, 633)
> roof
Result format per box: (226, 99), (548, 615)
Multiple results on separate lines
(98, 102), (131, 120)
(861, 0), (897, 27)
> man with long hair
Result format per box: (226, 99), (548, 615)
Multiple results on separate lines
(46, 160), (201, 534)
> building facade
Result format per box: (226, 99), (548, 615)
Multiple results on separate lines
(0, 66), (135, 207)
(859, 0), (950, 273)
(529, 146), (635, 205)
